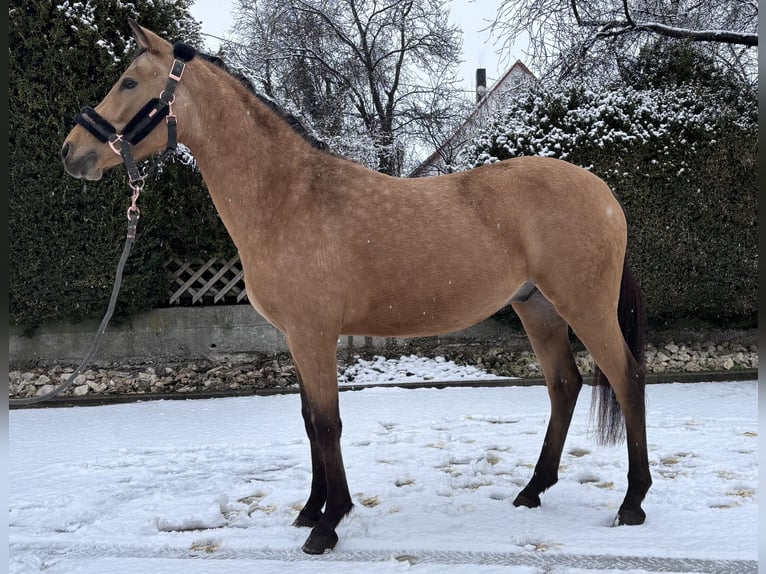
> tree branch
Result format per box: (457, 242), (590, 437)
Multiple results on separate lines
(570, 0), (757, 46)
(622, 0), (634, 28)
(638, 22), (757, 46)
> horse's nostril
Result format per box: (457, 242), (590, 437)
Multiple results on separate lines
(61, 142), (71, 162)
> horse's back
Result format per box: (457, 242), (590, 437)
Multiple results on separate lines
(448, 156), (619, 214)
(402, 156), (627, 274)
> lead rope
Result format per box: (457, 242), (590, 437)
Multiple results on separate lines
(10, 141), (171, 407)
(10, 141), (170, 407)
(10, 214), (139, 406)
(10, 49), (192, 407)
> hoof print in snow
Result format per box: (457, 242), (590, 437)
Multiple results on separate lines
(568, 447), (591, 457)
(189, 538), (222, 553)
(394, 554), (422, 565)
(576, 472), (601, 484)
(358, 495), (381, 508)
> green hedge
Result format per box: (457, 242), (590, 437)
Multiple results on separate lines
(456, 85), (757, 327)
(9, 0), (235, 328)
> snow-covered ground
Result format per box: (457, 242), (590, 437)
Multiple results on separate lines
(9, 359), (758, 574)
(338, 354), (512, 385)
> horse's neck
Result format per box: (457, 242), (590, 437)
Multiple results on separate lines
(180, 67), (317, 236)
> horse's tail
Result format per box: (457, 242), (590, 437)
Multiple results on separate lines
(591, 258), (647, 446)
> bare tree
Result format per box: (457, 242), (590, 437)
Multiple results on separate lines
(490, 0), (758, 83)
(408, 89), (477, 175)
(230, 0), (463, 175)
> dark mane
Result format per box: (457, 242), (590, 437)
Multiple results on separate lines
(197, 53), (328, 151)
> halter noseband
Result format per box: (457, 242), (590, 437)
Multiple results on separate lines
(73, 43), (195, 195)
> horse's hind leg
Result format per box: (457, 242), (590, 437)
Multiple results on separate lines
(287, 331), (353, 554)
(511, 290), (583, 508)
(557, 306), (651, 525)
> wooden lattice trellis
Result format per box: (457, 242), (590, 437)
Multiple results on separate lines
(165, 255), (249, 305)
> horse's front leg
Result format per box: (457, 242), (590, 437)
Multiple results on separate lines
(288, 331), (353, 554)
(292, 374), (327, 528)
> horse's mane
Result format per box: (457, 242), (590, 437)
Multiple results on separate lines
(197, 53), (329, 151)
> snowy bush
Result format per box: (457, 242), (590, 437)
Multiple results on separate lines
(457, 85), (755, 172)
(456, 85), (757, 326)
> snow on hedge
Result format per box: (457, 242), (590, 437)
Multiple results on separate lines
(455, 85), (757, 174)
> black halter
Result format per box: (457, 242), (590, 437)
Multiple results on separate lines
(73, 43), (195, 188)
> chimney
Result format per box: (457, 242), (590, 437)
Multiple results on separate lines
(476, 68), (487, 103)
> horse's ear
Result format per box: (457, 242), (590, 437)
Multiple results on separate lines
(128, 19), (162, 53)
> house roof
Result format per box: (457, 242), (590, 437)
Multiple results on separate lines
(410, 60), (536, 177)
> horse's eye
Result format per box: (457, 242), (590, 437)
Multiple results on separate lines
(121, 78), (138, 90)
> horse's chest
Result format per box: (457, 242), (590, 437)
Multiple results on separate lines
(237, 250), (335, 331)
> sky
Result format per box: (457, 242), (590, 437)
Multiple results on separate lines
(188, 0), (524, 96)
(9, 364), (759, 573)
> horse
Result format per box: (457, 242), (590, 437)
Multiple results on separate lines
(61, 21), (651, 555)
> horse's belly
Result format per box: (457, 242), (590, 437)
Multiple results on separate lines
(341, 279), (517, 338)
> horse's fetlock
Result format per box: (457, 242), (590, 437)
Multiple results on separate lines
(626, 470), (652, 496)
(293, 508), (323, 528)
(530, 471), (558, 493)
(323, 500), (353, 527)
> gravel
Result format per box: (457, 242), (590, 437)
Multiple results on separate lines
(8, 338), (758, 400)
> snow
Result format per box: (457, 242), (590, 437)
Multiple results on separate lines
(9, 373), (758, 574)
(338, 355), (512, 385)
(457, 85), (757, 173)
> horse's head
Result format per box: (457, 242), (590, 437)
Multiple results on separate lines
(61, 20), (193, 181)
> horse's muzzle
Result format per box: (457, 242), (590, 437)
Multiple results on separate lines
(61, 142), (103, 181)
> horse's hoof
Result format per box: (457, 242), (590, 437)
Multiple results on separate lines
(302, 525), (338, 555)
(614, 507), (646, 526)
(293, 510), (322, 528)
(513, 490), (541, 508)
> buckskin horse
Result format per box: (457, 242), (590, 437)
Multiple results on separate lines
(61, 21), (650, 554)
